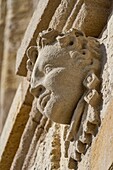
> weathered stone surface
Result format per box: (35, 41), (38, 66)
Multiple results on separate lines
(91, 98), (113, 170)
(63, 0), (84, 32)
(30, 123), (73, 170)
(0, 0), (7, 77)
(29, 28), (101, 125)
(100, 29), (111, 116)
(27, 28), (102, 165)
(16, 0), (111, 78)
(1, 0), (113, 170)
(10, 99), (42, 170)
(16, 0), (61, 76)
(99, 6), (113, 118)
(49, 0), (77, 32)
(0, 78), (33, 170)
(0, 0), (34, 133)
(0, 0), (7, 135)
(33, 0), (40, 10)
(73, 0), (111, 37)
(76, 7), (113, 168)
(17, 123), (74, 170)
(22, 116), (48, 170)
(107, 9), (113, 98)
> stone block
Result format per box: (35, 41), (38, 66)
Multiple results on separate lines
(91, 97), (113, 170)
(16, 0), (61, 76)
(73, 1), (111, 37)
(0, 78), (33, 170)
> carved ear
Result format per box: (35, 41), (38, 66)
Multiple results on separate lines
(26, 46), (38, 72)
(26, 46), (38, 64)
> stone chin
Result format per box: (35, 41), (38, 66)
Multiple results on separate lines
(27, 28), (101, 126)
(37, 95), (76, 125)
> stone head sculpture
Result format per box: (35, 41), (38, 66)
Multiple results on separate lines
(27, 28), (101, 126)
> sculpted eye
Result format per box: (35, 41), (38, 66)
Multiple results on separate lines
(44, 64), (53, 74)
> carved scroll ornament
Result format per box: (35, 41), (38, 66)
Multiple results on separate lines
(26, 28), (102, 162)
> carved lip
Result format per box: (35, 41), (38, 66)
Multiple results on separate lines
(39, 92), (51, 110)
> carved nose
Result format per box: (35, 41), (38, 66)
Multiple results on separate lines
(30, 84), (44, 98)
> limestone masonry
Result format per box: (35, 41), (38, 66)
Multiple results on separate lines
(0, 0), (113, 170)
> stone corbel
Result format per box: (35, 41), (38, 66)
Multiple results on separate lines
(26, 28), (102, 164)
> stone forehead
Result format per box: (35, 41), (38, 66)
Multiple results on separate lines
(38, 44), (69, 57)
(36, 44), (71, 68)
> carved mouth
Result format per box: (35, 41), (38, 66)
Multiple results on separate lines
(39, 92), (51, 111)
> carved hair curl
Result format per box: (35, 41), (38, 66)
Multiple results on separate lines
(27, 28), (101, 75)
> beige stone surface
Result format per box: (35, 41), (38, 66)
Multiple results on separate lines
(0, 78), (33, 170)
(31, 123), (77, 170)
(33, 0), (40, 10)
(0, 0), (7, 134)
(10, 99), (42, 170)
(107, 8), (113, 97)
(16, 0), (111, 78)
(91, 97), (113, 170)
(89, 6), (113, 169)
(0, 1), (113, 170)
(99, 5), (113, 117)
(32, 123), (66, 170)
(0, 0), (34, 133)
(29, 28), (101, 125)
(22, 116), (48, 170)
(77, 5), (113, 169)
(16, 0), (61, 76)
(28, 3), (113, 169)
(27, 28), (103, 166)
(21, 2), (112, 169)
(63, 0), (84, 32)
(0, 0), (6, 62)
(0, 0), (7, 78)
(73, 0), (111, 37)
(49, 0), (77, 32)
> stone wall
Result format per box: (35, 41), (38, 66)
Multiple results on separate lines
(0, 0), (113, 170)
(0, 0), (34, 134)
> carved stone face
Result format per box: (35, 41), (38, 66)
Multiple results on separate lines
(28, 28), (101, 163)
(30, 44), (85, 124)
(28, 28), (101, 125)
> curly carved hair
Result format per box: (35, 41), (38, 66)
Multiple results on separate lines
(27, 28), (101, 75)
